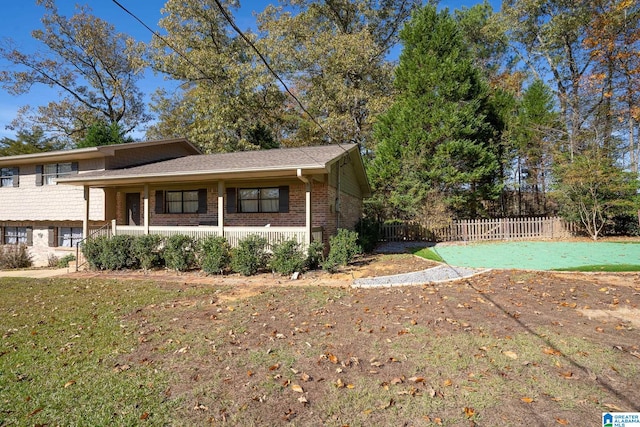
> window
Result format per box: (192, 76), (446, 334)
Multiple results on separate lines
(43, 162), (73, 185)
(238, 188), (280, 213)
(226, 186), (289, 214)
(166, 190), (199, 213)
(0, 167), (16, 187)
(155, 189), (207, 215)
(3, 227), (28, 245)
(36, 162), (77, 186)
(58, 227), (83, 247)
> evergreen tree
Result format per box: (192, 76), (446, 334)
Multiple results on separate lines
(75, 121), (133, 148)
(369, 5), (501, 220)
(0, 128), (65, 156)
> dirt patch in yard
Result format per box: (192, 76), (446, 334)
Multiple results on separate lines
(86, 257), (640, 426)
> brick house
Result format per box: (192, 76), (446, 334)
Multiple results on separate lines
(0, 139), (370, 266)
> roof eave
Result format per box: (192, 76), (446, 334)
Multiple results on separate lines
(0, 138), (201, 167)
(57, 166), (328, 187)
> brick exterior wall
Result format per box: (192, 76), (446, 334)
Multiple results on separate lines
(112, 179), (364, 248)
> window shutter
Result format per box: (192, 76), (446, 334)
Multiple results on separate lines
(12, 167), (19, 187)
(226, 188), (236, 213)
(36, 165), (43, 186)
(71, 162), (79, 173)
(197, 189), (208, 213)
(279, 186), (289, 213)
(26, 227), (33, 246)
(155, 190), (164, 214)
(48, 226), (56, 247)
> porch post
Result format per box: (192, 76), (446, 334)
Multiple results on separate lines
(82, 185), (89, 240)
(218, 181), (225, 237)
(143, 184), (150, 235)
(297, 169), (312, 247)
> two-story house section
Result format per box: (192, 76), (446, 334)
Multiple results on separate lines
(0, 138), (201, 266)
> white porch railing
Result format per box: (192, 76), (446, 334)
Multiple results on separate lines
(111, 225), (323, 248)
(116, 225), (222, 240)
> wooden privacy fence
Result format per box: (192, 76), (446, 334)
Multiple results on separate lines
(380, 216), (578, 243)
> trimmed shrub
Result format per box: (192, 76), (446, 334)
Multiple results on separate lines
(355, 218), (381, 253)
(100, 235), (137, 270)
(57, 254), (76, 268)
(198, 236), (231, 275)
(322, 229), (361, 273)
(0, 244), (33, 269)
(132, 234), (164, 270)
(163, 234), (196, 272)
(82, 236), (106, 270)
(231, 234), (270, 276)
(270, 239), (305, 276)
(305, 240), (325, 270)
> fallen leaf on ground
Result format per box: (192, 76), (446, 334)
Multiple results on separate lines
(603, 403), (623, 411)
(521, 397), (534, 403)
(503, 350), (518, 360)
(543, 347), (561, 356)
(291, 384), (304, 393)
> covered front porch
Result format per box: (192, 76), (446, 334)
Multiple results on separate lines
(80, 168), (327, 248)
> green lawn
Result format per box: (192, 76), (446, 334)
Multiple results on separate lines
(430, 241), (640, 271)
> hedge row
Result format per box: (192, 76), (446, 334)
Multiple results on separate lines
(81, 230), (361, 276)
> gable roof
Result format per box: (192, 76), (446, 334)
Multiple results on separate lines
(0, 138), (201, 166)
(57, 143), (371, 196)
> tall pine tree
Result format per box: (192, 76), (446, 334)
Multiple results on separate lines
(368, 5), (501, 220)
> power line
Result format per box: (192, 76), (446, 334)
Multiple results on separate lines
(111, 0), (213, 83)
(111, 0), (338, 146)
(209, 0), (336, 144)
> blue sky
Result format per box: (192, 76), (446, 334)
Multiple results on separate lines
(0, 0), (500, 140)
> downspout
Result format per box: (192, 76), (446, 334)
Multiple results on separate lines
(297, 169), (312, 247)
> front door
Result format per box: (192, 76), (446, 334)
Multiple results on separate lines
(126, 193), (141, 226)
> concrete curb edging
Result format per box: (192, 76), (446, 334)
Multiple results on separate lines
(352, 265), (491, 288)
